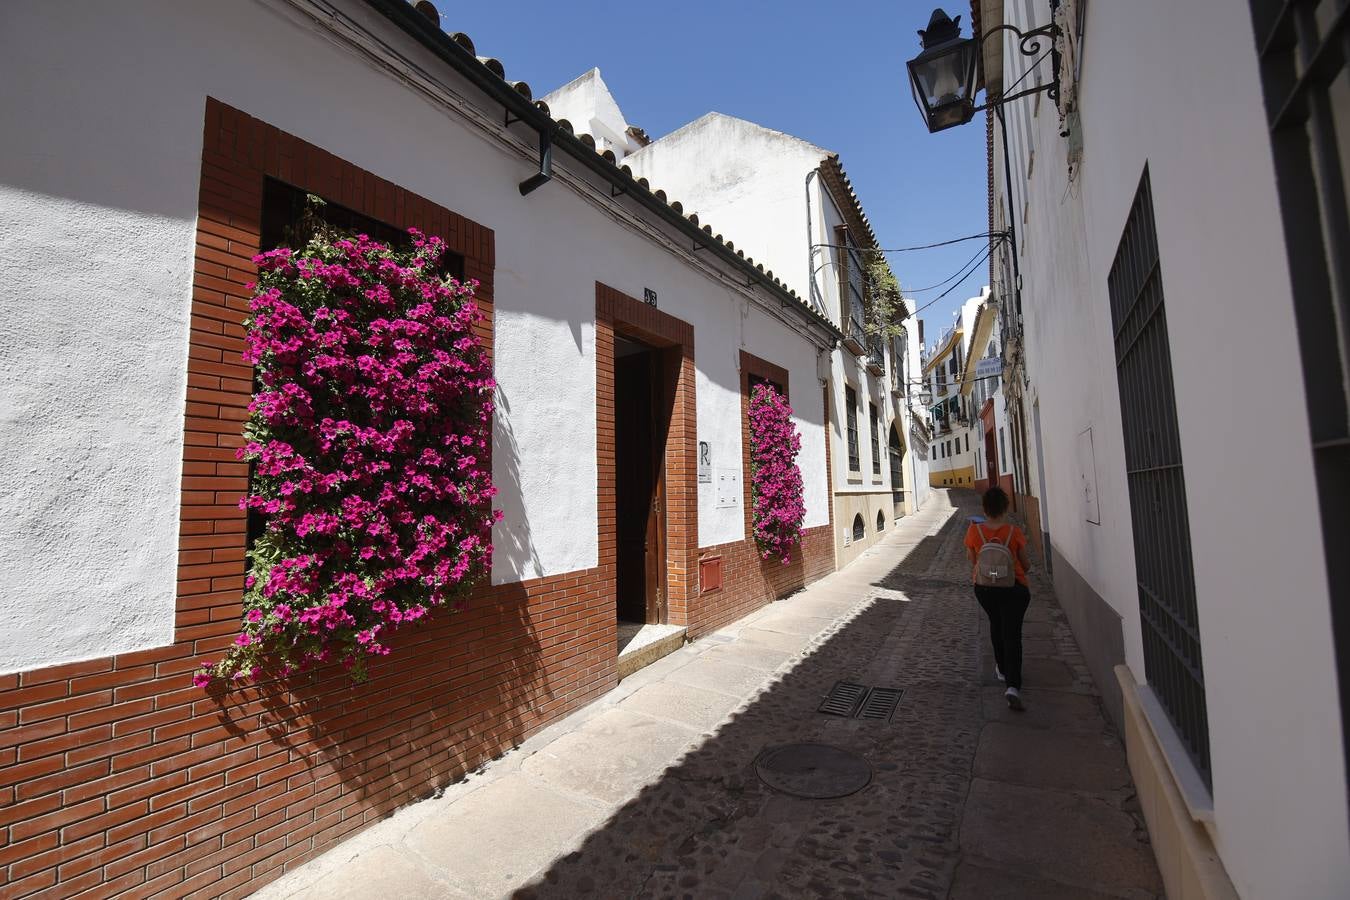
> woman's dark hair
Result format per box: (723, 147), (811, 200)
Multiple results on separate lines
(982, 486), (1010, 518)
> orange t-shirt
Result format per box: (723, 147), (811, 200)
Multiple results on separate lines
(964, 521), (1028, 586)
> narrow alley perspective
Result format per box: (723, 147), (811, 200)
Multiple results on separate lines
(255, 491), (1160, 900)
(5, 2), (1348, 898)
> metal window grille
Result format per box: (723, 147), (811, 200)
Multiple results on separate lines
(1246, 0), (1350, 796)
(870, 403), (882, 475)
(846, 386), (860, 471)
(838, 227), (867, 345)
(1108, 168), (1210, 786)
(867, 333), (886, 372)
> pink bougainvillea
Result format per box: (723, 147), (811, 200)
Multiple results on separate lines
(748, 383), (805, 564)
(197, 225), (499, 687)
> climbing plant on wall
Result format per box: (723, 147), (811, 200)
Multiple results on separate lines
(748, 383), (806, 564)
(197, 223), (498, 687)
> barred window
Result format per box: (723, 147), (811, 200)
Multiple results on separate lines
(845, 385), (860, 472)
(1109, 167), (1209, 785)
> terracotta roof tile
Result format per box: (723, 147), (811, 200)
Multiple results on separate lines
(383, 0), (840, 339)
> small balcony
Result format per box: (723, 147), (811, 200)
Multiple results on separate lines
(842, 294), (867, 355)
(866, 334), (885, 376)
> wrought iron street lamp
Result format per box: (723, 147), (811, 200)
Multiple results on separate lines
(906, 8), (1061, 134)
(907, 10), (980, 133)
(907, 7), (1063, 510)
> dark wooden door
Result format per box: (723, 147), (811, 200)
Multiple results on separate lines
(614, 349), (666, 624)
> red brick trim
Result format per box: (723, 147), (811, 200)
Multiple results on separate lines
(595, 283), (697, 627)
(691, 525), (834, 638)
(178, 98), (495, 648)
(0, 99), (624, 900)
(682, 351), (833, 640)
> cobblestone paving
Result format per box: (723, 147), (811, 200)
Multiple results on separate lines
(518, 493), (1162, 899)
(257, 491), (1162, 900)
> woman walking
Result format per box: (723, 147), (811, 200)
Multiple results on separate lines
(965, 487), (1032, 710)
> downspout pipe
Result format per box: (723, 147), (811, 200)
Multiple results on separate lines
(361, 0), (844, 347)
(518, 126), (553, 196)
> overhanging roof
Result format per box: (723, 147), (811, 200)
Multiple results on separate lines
(362, 0), (844, 344)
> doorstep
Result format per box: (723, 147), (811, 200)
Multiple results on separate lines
(617, 622), (686, 680)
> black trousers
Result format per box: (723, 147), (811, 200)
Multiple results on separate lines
(975, 584), (1031, 689)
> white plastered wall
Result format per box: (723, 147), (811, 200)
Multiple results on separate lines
(0, 0), (828, 673)
(997, 0), (1349, 894)
(624, 115), (904, 546)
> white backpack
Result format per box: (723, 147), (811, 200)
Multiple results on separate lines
(974, 524), (1017, 587)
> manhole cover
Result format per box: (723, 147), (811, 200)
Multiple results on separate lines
(755, 743), (873, 799)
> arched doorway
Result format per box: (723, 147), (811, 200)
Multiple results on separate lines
(889, 424), (905, 518)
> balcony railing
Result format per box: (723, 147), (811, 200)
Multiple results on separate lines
(843, 292), (867, 355)
(866, 334), (885, 375)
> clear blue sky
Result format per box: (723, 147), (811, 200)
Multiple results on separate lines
(444, 1), (990, 336)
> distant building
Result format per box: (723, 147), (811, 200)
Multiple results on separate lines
(923, 289), (993, 490)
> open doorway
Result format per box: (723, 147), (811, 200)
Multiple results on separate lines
(613, 335), (668, 629)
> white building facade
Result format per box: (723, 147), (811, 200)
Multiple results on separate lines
(621, 112), (930, 568)
(0, 1), (843, 894)
(978, 0), (1350, 896)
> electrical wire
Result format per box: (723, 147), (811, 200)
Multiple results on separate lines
(811, 231), (1003, 255)
(901, 240), (1001, 321)
(901, 238), (1002, 294)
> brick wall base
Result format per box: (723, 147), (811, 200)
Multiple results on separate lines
(691, 523), (835, 640)
(0, 567), (618, 900)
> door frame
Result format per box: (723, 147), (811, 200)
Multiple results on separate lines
(596, 284), (696, 628)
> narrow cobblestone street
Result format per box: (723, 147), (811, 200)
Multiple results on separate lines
(256, 490), (1161, 900)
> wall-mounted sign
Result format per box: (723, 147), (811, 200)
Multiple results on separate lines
(715, 467), (740, 509)
(698, 441), (712, 483)
(1077, 426), (1101, 525)
(643, 288), (658, 307)
(975, 357), (1002, 379)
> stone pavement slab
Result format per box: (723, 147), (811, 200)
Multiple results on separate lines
(959, 778), (1162, 895)
(662, 656), (778, 697)
(975, 722), (1133, 793)
(951, 861), (1141, 900)
(730, 626), (816, 653)
(619, 681), (747, 731)
(979, 684), (1111, 732)
(291, 845), (462, 900)
(520, 707), (698, 804)
(400, 773), (606, 898)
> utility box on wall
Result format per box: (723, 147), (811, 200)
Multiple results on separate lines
(715, 467), (740, 509)
(699, 555), (723, 593)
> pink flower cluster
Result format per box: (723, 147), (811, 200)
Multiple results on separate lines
(748, 384), (806, 564)
(197, 228), (498, 687)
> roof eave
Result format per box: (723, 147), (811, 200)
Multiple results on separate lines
(360, 0), (844, 344)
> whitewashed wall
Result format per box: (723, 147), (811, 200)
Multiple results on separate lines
(997, 0), (1348, 895)
(624, 114), (828, 305)
(0, 0), (829, 673)
(624, 116), (906, 517)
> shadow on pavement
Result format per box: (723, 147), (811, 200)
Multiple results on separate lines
(515, 508), (982, 899)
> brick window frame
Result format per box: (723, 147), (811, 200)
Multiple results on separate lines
(176, 98), (495, 650)
(595, 283), (697, 626)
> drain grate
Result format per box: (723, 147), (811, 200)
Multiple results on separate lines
(818, 682), (904, 721)
(857, 687), (903, 722)
(817, 680), (868, 717)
